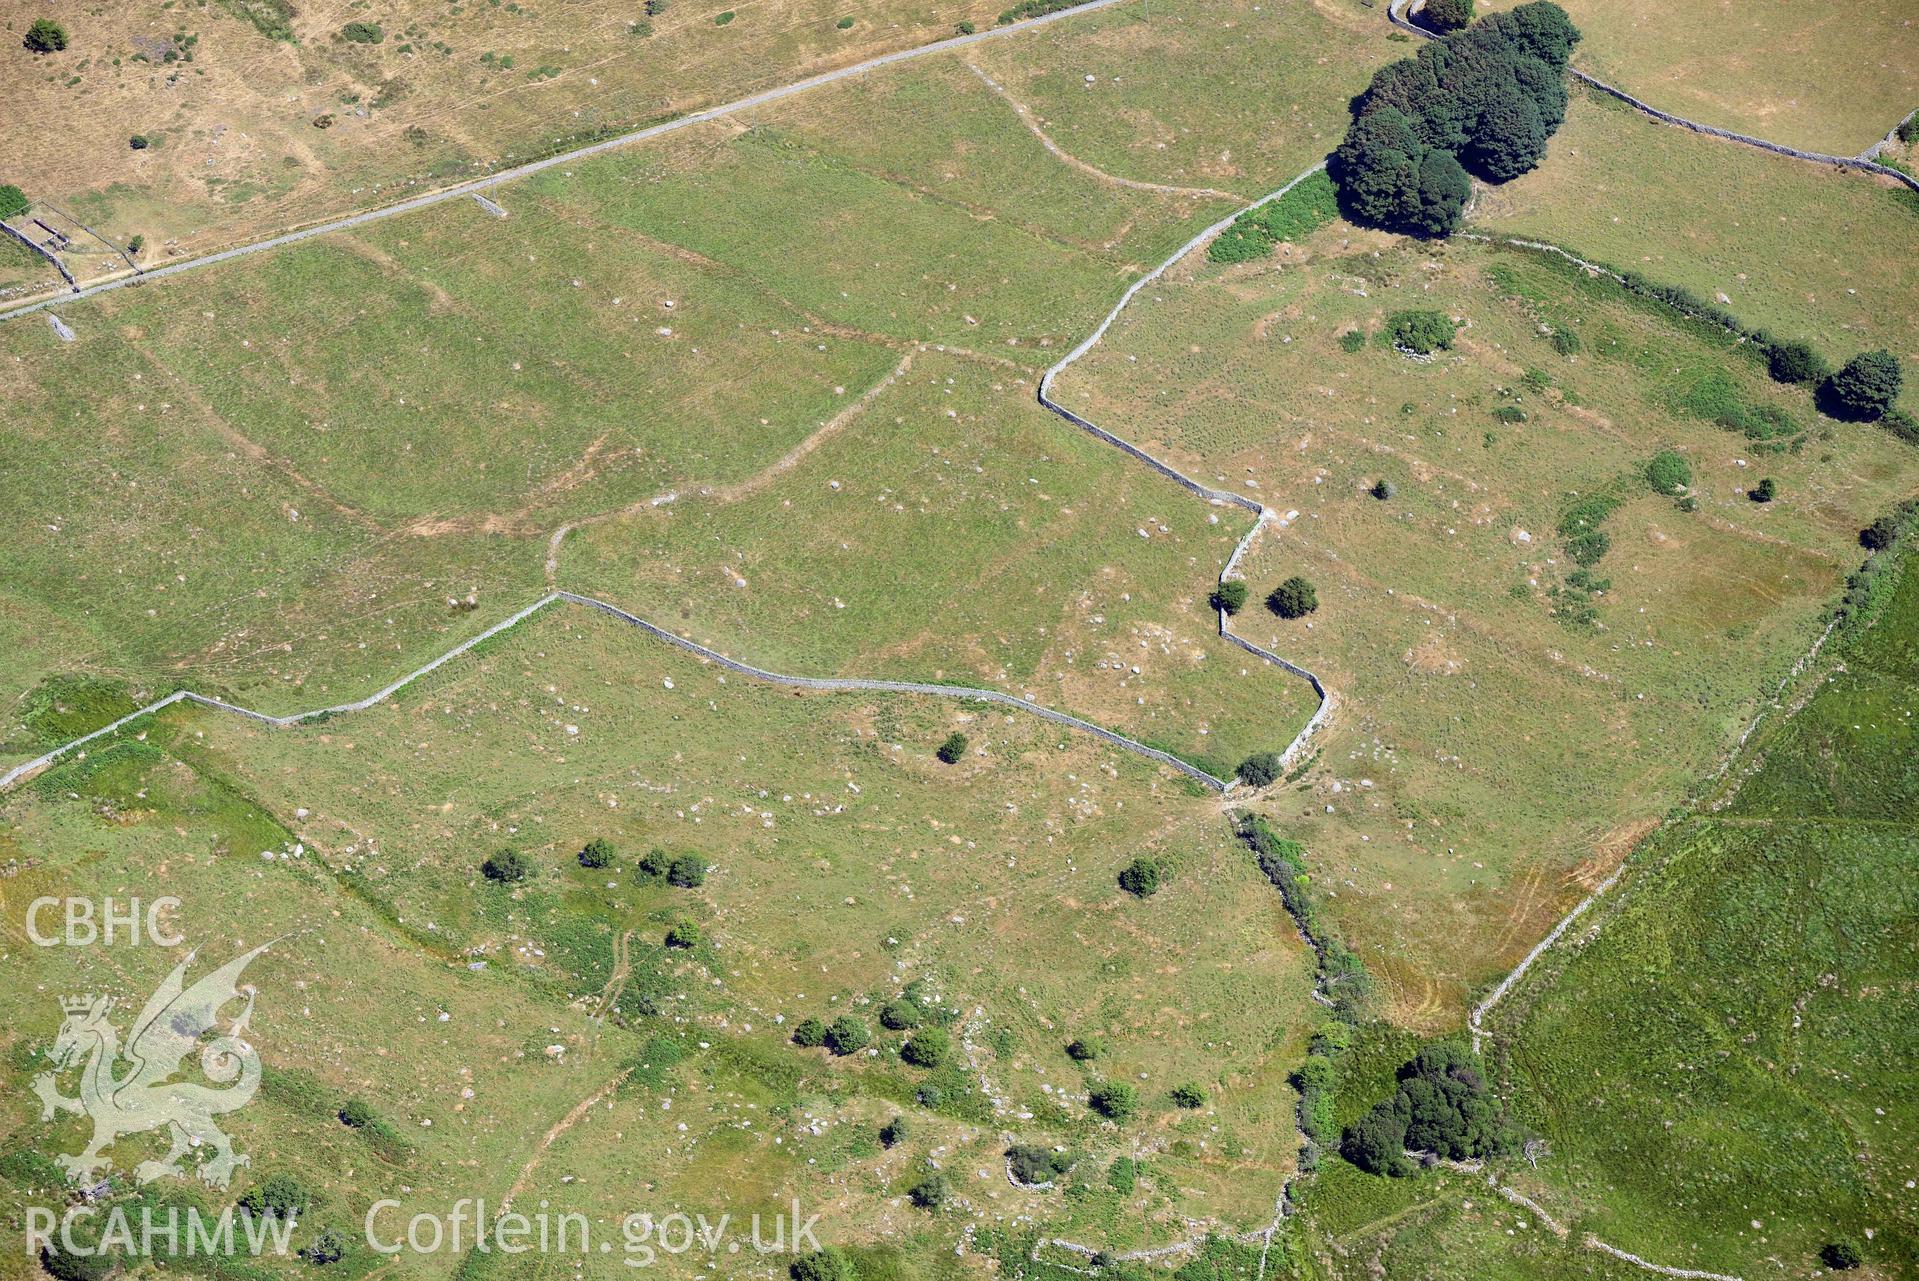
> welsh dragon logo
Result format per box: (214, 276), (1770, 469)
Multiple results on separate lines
(33, 942), (273, 1190)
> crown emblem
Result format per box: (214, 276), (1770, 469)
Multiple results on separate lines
(60, 994), (98, 1014)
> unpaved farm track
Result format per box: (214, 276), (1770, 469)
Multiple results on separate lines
(0, 0), (1142, 323)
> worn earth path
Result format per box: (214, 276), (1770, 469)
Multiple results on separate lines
(0, 0), (1146, 322)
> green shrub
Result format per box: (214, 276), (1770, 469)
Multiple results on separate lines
(1860, 515), (1899, 551)
(1207, 170), (1341, 262)
(1267, 576), (1319, 618)
(1422, 0), (1472, 30)
(713, 9), (734, 21)
(1387, 309), (1455, 355)
(1065, 1036), (1102, 1062)
(481, 848), (533, 883)
(935, 731), (968, 764)
(129, 134), (150, 150)
(956, 19), (975, 33)
(824, 1015), (870, 1055)
(791, 1017), (828, 1048)
(1371, 478), (1396, 500)
(1116, 857), (1163, 898)
(1644, 449), (1692, 496)
(663, 920), (701, 949)
(666, 852), (707, 887)
(1107, 1155), (1137, 1193)
(578, 837), (615, 869)
(835, 14), (854, 27)
(24, 18), (69, 52)
(879, 998), (922, 1030)
(900, 1028), (949, 1068)
(1549, 328), (1581, 356)
(1766, 339), (1827, 385)
(1750, 477), (1776, 503)
(790, 1249), (856, 1281)
(1006, 1144), (1074, 1185)
(907, 1172), (947, 1208)
(0, 185), (29, 219)
(644, 0), (669, 13)
(1821, 1242), (1863, 1270)
(1210, 579), (1249, 615)
(303, 1227), (348, 1266)
(1087, 1079), (1138, 1122)
(340, 20), (384, 42)
(1339, 329), (1366, 353)
(239, 1172), (309, 1218)
(1491, 405), (1526, 423)
(878, 1115), (910, 1147)
(127, 234), (144, 254)
(1235, 753), (1282, 787)
(338, 1099), (375, 1128)
(1170, 1082), (1207, 1108)
(1823, 350), (1903, 421)
(38, 1249), (110, 1281)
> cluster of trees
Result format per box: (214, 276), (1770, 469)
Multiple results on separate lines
(1331, 2), (1581, 237)
(1341, 1043), (1517, 1175)
(634, 846), (707, 887)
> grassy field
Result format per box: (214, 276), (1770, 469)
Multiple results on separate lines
(0, 0), (1098, 263)
(1, 0), (1383, 777)
(1049, 218), (1919, 1020)
(1475, 89), (1919, 417)
(0, 600), (1323, 1276)
(1474, 550), (1919, 1278)
(1477, 0), (1918, 154)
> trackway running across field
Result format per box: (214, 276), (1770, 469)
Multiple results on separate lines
(0, 0), (1145, 323)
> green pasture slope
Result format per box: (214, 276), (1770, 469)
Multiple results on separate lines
(1496, 547), (1919, 1277)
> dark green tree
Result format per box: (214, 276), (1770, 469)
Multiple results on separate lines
(792, 1017), (828, 1048)
(1421, 0), (1472, 32)
(664, 920), (701, 949)
(1236, 753), (1282, 787)
(1117, 857), (1163, 898)
(1751, 477), (1777, 503)
(1210, 579), (1249, 614)
(666, 852), (707, 887)
(1823, 350), (1903, 421)
(1170, 1082), (1207, 1108)
(900, 1028), (949, 1068)
(1409, 147), (1471, 237)
(578, 837), (615, 869)
(1065, 1036), (1103, 1062)
(790, 1249), (857, 1281)
(1087, 1080), (1138, 1122)
(878, 1115), (910, 1147)
(936, 731), (968, 764)
(1820, 1242), (1863, 1270)
(879, 998), (923, 1030)
(1268, 576), (1319, 619)
(907, 1172), (947, 1209)
(481, 849), (533, 884)
(1766, 339), (1827, 385)
(824, 1015), (870, 1056)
